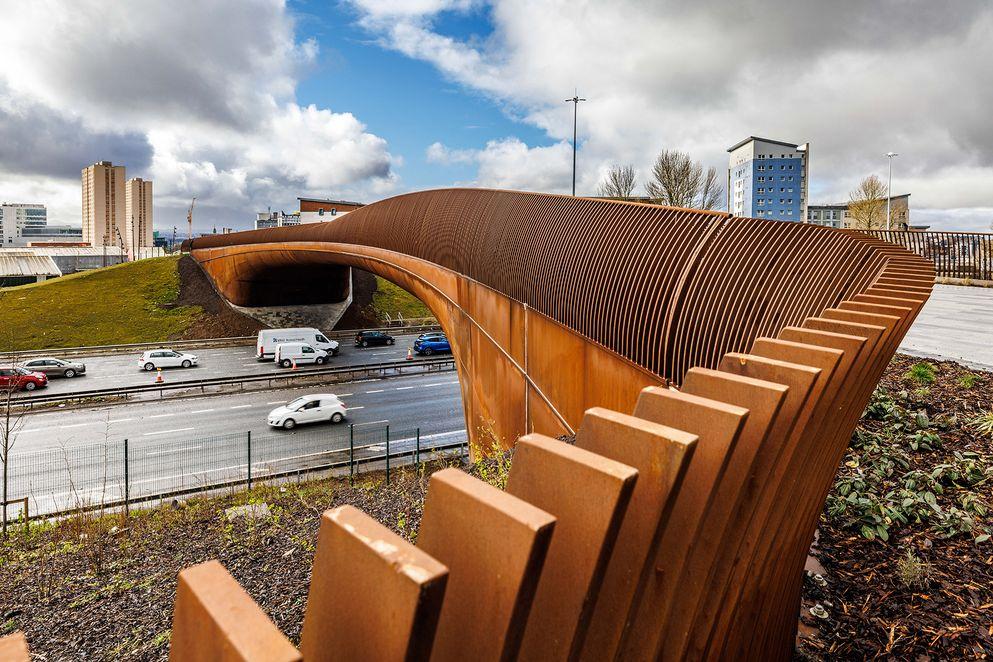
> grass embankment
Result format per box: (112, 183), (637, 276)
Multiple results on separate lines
(371, 276), (432, 322)
(0, 256), (200, 351)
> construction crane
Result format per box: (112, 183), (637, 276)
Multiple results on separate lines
(186, 196), (197, 248)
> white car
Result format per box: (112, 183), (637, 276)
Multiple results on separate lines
(138, 349), (200, 371)
(267, 394), (347, 429)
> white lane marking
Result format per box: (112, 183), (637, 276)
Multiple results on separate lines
(365, 389), (384, 394)
(19, 428), (53, 434)
(347, 406), (365, 411)
(421, 382), (447, 388)
(230, 404), (252, 409)
(266, 401), (284, 405)
(352, 418), (386, 425)
(108, 418), (134, 424)
(60, 423), (92, 429)
(190, 409), (214, 414)
(149, 413), (174, 418)
(448, 380), (459, 384)
(336, 393), (353, 397)
(395, 386), (414, 390)
(143, 427), (195, 437)
(147, 445), (202, 457)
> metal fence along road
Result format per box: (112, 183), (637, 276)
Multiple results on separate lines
(1, 422), (467, 520)
(11, 357), (456, 408)
(865, 230), (993, 280)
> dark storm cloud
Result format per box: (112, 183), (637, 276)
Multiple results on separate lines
(0, 97), (152, 179)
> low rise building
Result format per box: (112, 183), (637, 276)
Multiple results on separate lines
(255, 210), (301, 230)
(0, 250), (62, 286)
(807, 194), (911, 230)
(298, 197), (364, 223)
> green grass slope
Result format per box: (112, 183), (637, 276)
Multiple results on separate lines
(371, 276), (432, 321)
(0, 256), (201, 351)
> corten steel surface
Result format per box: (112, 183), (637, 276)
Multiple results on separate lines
(149, 256), (929, 661)
(416, 468), (557, 661)
(5, 193), (933, 661)
(187, 188), (911, 451)
(300, 506), (449, 662)
(505, 434), (638, 660)
(0, 633), (29, 662)
(169, 560), (301, 662)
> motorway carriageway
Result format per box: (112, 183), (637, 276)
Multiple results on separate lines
(17, 332), (430, 398)
(10, 371), (466, 516)
(14, 370), (465, 453)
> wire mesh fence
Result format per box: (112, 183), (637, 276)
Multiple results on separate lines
(1, 422), (467, 519)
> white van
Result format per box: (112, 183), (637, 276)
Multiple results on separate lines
(274, 343), (329, 368)
(257, 328), (339, 360)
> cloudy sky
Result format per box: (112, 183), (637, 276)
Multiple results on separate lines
(1, 0), (990, 233)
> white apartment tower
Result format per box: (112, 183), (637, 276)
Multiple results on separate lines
(727, 137), (809, 222)
(82, 161), (126, 247)
(0, 203), (47, 246)
(125, 177), (154, 253)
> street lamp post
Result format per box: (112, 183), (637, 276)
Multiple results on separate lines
(886, 152), (898, 230)
(565, 93), (586, 196)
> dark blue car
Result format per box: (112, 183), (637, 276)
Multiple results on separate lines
(413, 332), (451, 356)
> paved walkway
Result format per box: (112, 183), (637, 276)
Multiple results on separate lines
(899, 284), (993, 371)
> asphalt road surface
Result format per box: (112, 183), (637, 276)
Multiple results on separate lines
(13, 332), (436, 397)
(6, 371), (466, 516)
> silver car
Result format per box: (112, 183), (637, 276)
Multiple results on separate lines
(20, 357), (87, 378)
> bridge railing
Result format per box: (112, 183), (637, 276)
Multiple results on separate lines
(864, 230), (993, 280)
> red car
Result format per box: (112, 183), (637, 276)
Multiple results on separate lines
(0, 367), (48, 391)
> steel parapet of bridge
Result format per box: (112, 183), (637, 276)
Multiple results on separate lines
(1, 189), (933, 661)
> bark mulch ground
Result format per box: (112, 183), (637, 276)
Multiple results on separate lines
(797, 356), (993, 659)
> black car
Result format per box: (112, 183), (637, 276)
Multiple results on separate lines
(355, 330), (395, 347)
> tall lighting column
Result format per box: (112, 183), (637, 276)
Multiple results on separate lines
(565, 93), (586, 196)
(886, 151), (898, 230)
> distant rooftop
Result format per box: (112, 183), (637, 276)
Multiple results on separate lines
(811, 193), (911, 207)
(297, 197), (365, 207)
(727, 136), (801, 152)
(0, 250), (62, 278)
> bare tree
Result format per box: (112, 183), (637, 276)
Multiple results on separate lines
(848, 175), (888, 231)
(596, 164), (637, 199)
(645, 149), (724, 210)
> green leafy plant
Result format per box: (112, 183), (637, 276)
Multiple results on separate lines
(957, 373), (979, 389)
(931, 451), (990, 488)
(904, 361), (936, 385)
(896, 548), (931, 588)
(972, 410), (993, 439)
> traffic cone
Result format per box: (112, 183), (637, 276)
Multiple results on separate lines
(155, 368), (164, 384)
(291, 359), (298, 370)
(406, 348), (413, 361)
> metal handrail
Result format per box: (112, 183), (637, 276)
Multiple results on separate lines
(1, 322), (441, 360)
(12, 357), (456, 407)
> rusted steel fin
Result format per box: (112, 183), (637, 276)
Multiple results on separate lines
(169, 560), (300, 662)
(416, 468), (556, 662)
(0, 633), (30, 662)
(301, 505), (449, 662)
(575, 407), (697, 662)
